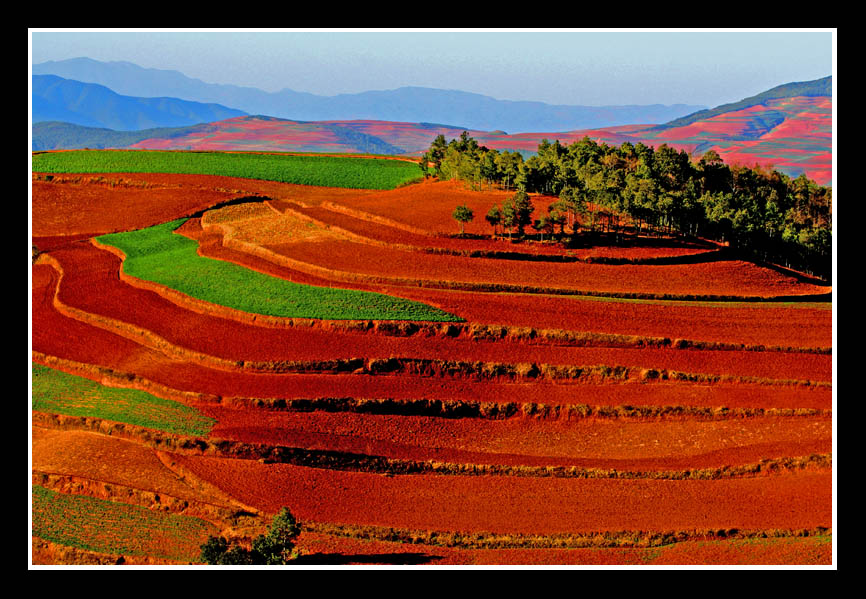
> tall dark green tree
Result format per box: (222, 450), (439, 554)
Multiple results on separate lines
(511, 190), (535, 237)
(485, 204), (502, 238)
(452, 204), (475, 235)
(428, 134), (448, 176)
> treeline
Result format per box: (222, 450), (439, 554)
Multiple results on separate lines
(421, 132), (832, 280)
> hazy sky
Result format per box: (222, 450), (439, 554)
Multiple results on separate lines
(30, 29), (835, 107)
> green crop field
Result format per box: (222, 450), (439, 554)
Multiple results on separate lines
(32, 485), (217, 562)
(96, 219), (462, 321)
(32, 362), (216, 436)
(31, 149), (422, 190)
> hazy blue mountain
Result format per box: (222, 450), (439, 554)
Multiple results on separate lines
(32, 74), (248, 131)
(33, 57), (706, 133)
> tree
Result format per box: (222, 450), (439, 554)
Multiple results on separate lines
(428, 134), (448, 176)
(495, 151), (523, 191)
(547, 201), (567, 236)
(558, 185), (587, 233)
(418, 152), (429, 178)
(200, 507), (300, 565)
(532, 215), (553, 242)
(452, 204), (474, 235)
(501, 199), (517, 241)
(485, 204), (502, 238)
(251, 508), (301, 565)
(510, 190), (534, 237)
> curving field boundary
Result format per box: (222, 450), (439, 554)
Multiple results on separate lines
(32, 351), (831, 422)
(41, 249), (831, 357)
(90, 227), (461, 323)
(33, 411), (831, 481)
(275, 200), (728, 266)
(31, 465), (831, 555)
(199, 217), (831, 303)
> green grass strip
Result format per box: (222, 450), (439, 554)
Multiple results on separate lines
(32, 149), (422, 190)
(32, 485), (216, 562)
(32, 362), (216, 436)
(96, 219), (462, 321)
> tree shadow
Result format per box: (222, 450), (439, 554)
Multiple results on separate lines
(292, 551), (443, 565)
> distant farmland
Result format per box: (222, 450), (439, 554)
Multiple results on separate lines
(31, 149), (423, 190)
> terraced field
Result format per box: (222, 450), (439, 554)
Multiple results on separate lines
(31, 150), (833, 566)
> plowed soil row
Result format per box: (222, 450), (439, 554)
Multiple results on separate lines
(32, 265), (831, 409)
(178, 221), (832, 348)
(34, 348), (834, 414)
(31, 426), (221, 508)
(316, 179), (528, 237)
(43, 244), (832, 383)
(170, 454), (832, 536)
(199, 405), (831, 471)
(189, 204), (830, 302)
(30, 427), (830, 564)
(274, 199), (718, 262)
(31, 177), (240, 238)
(34, 410), (831, 478)
(292, 531), (832, 565)
(33, 470), (242, 523)
(32, 172), (381, 236)
(249, 233), (830, 300)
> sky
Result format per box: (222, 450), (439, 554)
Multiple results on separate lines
(30, 29), (835, 108)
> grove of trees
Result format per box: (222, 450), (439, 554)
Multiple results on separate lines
(423, 133), (832, 279)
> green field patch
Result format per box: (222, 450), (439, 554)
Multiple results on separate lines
(32, 363), (216, 436)
(32, 150), (422, 190)
(96, 219), (462, 322)
(32, 485), (217, 562)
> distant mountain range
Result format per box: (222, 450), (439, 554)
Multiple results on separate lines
(30, 58), (832, 185)
(33, 74), (247, 131)
(33, 57), (706, 133)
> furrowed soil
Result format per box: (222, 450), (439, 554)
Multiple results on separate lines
(31, 166), (833, 565)
(199, 406), (831, 471)
(169, 455), (831, 535)
(292, 532), (831, 566)
(44, 243), (830, 383)
(32, 268), (831, 410)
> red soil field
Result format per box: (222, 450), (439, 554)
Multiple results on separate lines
(183, 225), (831, 348)
(31, 427), (224, 507)
(31, 172), (381, 237)
(314, 178), (551, 237)
(642, 535), (832, 566)
(31, 175), (238, 237)
(387, 287), (832, 349)
(170, 455), (832, 535)
(294, 532), (831, 566)
(258, 235), (829, 299)
(200, 406), (831, 470)
(268, 199), (718, 261)
(31, 166), (833, 566)
(34, 256), (832, 412)
(46, 243), (831, 383)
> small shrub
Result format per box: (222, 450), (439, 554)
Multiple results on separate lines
(200, 507), (300, 566)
